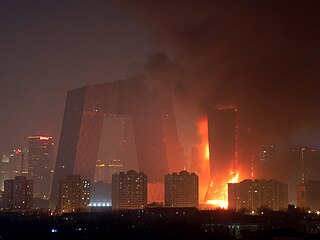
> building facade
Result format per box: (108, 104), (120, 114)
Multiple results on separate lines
(3, 176), (33, 211)
(228, 179), (288, 211)
(50, 78), (183, 209)
(165, 171), (199, 208)
(112, 170), (147, 210)
(28, 136), (54, 199)
(58, 175), (90, 214)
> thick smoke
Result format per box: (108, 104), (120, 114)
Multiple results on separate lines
(118, 1), (320, 148)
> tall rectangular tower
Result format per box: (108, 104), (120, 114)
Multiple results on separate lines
(28, 136), (54, 199)
(207, 107), (237, 183)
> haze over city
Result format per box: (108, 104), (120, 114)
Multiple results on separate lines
(0, 1), (320, 239)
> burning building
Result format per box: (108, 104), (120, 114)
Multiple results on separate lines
(208, 107), (238, 183)
(204, 107), (239, 208)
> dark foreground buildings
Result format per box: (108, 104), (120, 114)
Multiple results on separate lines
(3, 176), (33, 211)
(50, 78), (182, 209)
(1, 208), (320, 239)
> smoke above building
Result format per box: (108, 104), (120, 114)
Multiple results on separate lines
(115, 0), (320, 146)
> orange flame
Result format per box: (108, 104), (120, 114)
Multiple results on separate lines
(205, 170), (240, 209)
(195, 116), (240, 208)
(197, 117), (210, 161)
(194, 117), (210, 203)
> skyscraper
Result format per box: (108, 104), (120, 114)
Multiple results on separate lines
(165, 171), (199, 208)
(28, 136), (54, 199)
(3, 176), (33, 211)
(205, 107), (237, 202)
(208, 107), (237, 182)
(58, 175), (90, 214)
(50, 78), (182, 209)
(254, 144), (276, 179)
(112, 170), (147, 210)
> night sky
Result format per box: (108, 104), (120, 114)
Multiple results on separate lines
(0, 0), (153, 152)
(1, 0), (320, 155)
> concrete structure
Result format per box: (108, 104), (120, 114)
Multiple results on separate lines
(165, 171), (199, 208)
(288, 146), (320, 205)
(28, 136), (54, 199)
(50, 78), (182, 209)
(3, 176), (33, 211)
(297, 181), (320, 211)
(112, 170), (147, 210)
(228, 179), (288, 211)
(58, 175), (90, 214)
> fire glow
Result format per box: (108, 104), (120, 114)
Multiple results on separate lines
(195, 117), (211, 202)
(196, 116), (240, 209)
(205, 170), (240, 209)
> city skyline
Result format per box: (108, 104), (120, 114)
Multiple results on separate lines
(0, 1), (320, 155)
(0, 0), (319, 209)
(0, 1), (320, 238)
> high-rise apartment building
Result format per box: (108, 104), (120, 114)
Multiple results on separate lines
(228, 179), (288, 211)
(3, 176), (33, 211)
(112, 170), (147, 210)
(50, 78), (182, 209)
(165, 171), (199, 208)
(58, 175), (90, 214)
(28, 136), (54, 199)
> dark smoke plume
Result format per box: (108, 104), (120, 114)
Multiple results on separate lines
(116, 1), (320, 148)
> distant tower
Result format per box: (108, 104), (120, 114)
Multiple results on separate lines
(112, 170), (147, 210)
(207, 107), (237, 183)
(165, 171), (199, 208)
(3, 176), (33, 211)
(58, 175), (90, 214)
(28, 136), (54, 199)
(288, 145), (320, 205)
(254, 144), (276, 179)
